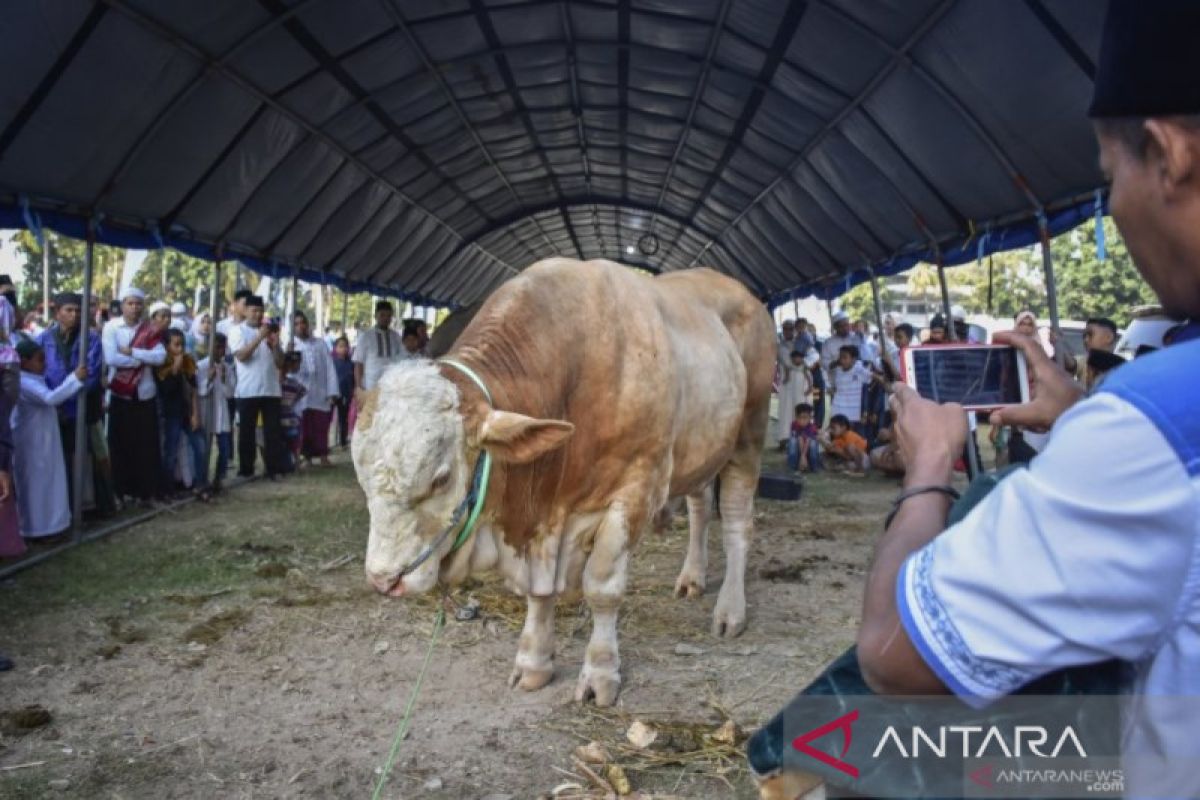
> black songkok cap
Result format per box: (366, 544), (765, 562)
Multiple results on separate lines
(1087, 349), (1126, 373)
(53, 292), (82, 307)
(1090, 0), (1200, 118)
(244, 295), (265, 308)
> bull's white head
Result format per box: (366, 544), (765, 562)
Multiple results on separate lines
(352, 361), (573, 598)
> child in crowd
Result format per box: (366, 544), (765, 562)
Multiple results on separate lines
(279, 352), (307, 473)
(197, 333), (235, 493)
(155, 329), (209, 501)
(893, 323), (914, 350)
(787, 402), (822, 474)
(12, 338), (86, 540)
(828, 344), (875, 433)
(332, 336), (354, 448)
(821, 413), (871, 474)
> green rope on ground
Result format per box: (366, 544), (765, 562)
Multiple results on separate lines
(370, 605), (446, 800)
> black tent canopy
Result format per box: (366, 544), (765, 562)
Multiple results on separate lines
(0, 0), (1107, 306)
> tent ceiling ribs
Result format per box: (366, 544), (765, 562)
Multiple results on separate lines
(467, 0), (581, 261)
(0, 4), (107, 163)
(255, 0), (503, 233)
(98, 0), (518, 278)
(686, 0), (957, 270)
(380, 0), (547, 265)
(820, 1), (1042, 211)
(90, 0), (327, 209)
(662, 0), (811, 271)
(1021, 0), (1095, 79)
(649, 0), (731, 269)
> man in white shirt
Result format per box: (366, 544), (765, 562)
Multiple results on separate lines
(352, 301), (404, 394)
(290, 310), (339, 466)
(820, 310), (857, 379)
(851, 4), (1200, 795)
(227, 296), (285, 481)
(216, 289), (252, 338)
(102, 287), (166, 505)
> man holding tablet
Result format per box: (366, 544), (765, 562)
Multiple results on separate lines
(852, 2), (1200, 795)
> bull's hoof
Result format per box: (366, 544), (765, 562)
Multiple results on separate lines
(673, 571), (706, 599)
(508, 663), (555, 692)
(756, 770), (825, 800)
(574, 666), (621, 706)
(712, 589), (747, 638)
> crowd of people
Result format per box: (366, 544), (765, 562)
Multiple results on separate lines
(775, 305), (1144, 479)
(0, 284), (432, 567)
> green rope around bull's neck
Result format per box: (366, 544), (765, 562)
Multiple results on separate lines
(439, 359), (493, 555)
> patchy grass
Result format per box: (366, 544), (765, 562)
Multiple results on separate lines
(0, 465), (368, 622)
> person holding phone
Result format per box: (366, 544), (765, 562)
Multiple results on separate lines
(228, 295), (286, 481)
(852, 3), (1200, 793)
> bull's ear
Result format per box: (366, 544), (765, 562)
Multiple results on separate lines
(356, 389), (380, 431)
(478, 410), (574, 464)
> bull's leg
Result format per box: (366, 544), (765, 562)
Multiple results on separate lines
(575, 503), (632, 706)
(674, 484), (713, 599)
(509, 594), (556, 691)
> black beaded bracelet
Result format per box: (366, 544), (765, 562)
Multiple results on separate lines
(884, 484), (961, 530)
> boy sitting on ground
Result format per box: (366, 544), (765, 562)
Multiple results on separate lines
(820, 413), (871, 474)
(787, 402), (822, 473)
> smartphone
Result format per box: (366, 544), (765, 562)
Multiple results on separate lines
(900, 344), (1030, 410)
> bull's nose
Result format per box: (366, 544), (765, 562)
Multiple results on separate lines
(366, 570), (402, 595)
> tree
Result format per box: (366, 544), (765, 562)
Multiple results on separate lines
(1050, 218), (1155, 324)
(839, 280), (890, 325)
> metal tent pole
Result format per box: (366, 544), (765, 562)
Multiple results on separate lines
(206, 254), (221, 489)
(286, 275), (298, 345)
(42, 235), (51, 325)
(868, 268), (897, 380)
(340, 291), (348, 332)
(71, 219), (95, 537)
(1038, 216), (1066, 367)
(935, 255), (957, 341)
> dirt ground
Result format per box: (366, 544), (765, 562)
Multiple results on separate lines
(0, 446), (900, 800)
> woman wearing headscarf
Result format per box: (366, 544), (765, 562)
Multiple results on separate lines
(189, 312), (212, 359)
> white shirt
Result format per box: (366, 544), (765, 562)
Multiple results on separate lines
(820, 333), (858, 375)
(829, 361), (872, 422)
(898, 387), (1200, 797)
(196, 356), (236, 433)
(227, 322), (281, 399)
(292, 335), (339, 413)
(215, 316), (239, 337)
(102, 317), (167, 400)
(352, 326), (405, 390)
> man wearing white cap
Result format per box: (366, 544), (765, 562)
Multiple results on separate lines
(169, 301), (191, 334)
(102, 287), (166, 506)
(820, 310), (857, 377)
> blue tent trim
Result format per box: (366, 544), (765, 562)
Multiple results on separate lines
(767, 192), (1107, 309)
(3, 190), (1104, 313)
(0, 200), (457, 310)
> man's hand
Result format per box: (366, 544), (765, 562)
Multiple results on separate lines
(119, 345), (132, 356)
(172, 353), (185, 371)
(190, 411), (201, 431)
(989, 332), (1084, 433)
(73, 364), (88, 382)
(890, 384), (967, 484)
(0, 470), (11, 503)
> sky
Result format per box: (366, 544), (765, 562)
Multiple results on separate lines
(0, 230), (24, 283)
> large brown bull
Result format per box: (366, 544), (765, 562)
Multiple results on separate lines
(352, 258), (774, 704)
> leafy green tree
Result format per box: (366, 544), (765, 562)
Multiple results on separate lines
(1050, 218), (1155, 324)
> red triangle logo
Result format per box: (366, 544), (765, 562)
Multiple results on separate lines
(791, 709), (860, 779)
